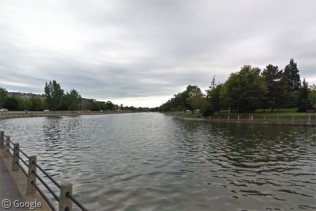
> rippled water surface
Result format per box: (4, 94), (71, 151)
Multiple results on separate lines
(1, 113), (316, 210)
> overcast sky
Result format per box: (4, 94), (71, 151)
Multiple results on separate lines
(1, 0), (316, 107)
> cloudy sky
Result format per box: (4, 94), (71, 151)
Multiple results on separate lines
(1, 0), (316, 107)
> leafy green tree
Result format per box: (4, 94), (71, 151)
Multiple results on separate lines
(23, 99), (32, 110)
(206, 84), (222, 114)
(0, 87), (8, 108)
(284, 58), (301, 91)
(44, 80), (64, 111)
(30, 97), (44, 111)
(4, 97), (19, 110)
(104, 101), (115, 111)
(185, 85), (204, 112)
(63, 89), (81, 111)
(225, 65), (267, 113)
(309, 84), (316, 108)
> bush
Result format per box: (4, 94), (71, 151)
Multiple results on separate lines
(297, 104), (315, 112)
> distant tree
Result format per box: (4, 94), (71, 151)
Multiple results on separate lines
(30, 97), (43, 111)
(284, 59), (301, 91)
(0, 87), (8, 108)
(225, 65), (267, 113)
(297, 79), (312, 112)
(185, 85), (204, 112)
(261, 64), (284, 111)
(64, 89), (81, 111)
(206, 84), (222, 114)
(309, 84), (316, 108)
(4, 97), (19, 110)
(44, 80), (64, 111)
(23, 99), (33, 110)
(104, 101), (115, 111)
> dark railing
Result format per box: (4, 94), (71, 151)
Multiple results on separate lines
(0, 131), (88, 211)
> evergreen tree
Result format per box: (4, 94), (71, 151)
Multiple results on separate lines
(297, 78), (312, 112)
(284, 59), (301, 91)
(261, 64), (284, 111)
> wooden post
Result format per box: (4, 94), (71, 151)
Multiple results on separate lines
(237, 115), (240, 121)
(12, 143), (19, 171)
(4, 136), (10, 158)
(59, 183), (73, 211)
(0, 131), (4, 149)
(27, 156), (37, 194)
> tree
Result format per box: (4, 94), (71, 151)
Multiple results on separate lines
(225, 65), (267, 113)
(261, 64), (284, 111)
(44, 80), (64, 111)
(185, 85), (204, 112)
(104, 101), (115, 111)
(0, 87), (8, 108)
(30, 97), (43, 111)
(284, 59), (301, 91)
(297, 79), (312, 112)
(309, 84), (316, 108)
(206, 84), (222, 114)
(4, 97), (19, 110)
(23, 99), (32, 110)
(63, 89), (81, 111)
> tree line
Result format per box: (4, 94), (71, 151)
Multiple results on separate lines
(0, 80), (83, 111)
(159, 59), (316, 115)
(0, 80), (154, 112)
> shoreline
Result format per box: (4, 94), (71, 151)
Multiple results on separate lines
(171, 115), (316, 127)
(0, 111), (135, 120)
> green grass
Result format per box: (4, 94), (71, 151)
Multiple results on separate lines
(166, 110), (316, 122)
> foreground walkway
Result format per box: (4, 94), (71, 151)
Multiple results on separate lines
(0, 156), (26, 211)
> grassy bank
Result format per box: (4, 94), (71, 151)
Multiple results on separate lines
(166, 111), (316, 126)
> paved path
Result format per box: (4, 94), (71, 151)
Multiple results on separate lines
(0, 156), (26, 211)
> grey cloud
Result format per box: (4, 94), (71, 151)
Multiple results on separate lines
(0, 0), (316, 107)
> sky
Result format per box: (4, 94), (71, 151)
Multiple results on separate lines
(1, 0), (316, 107)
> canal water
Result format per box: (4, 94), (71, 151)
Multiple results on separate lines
(1, 113), (315, 210)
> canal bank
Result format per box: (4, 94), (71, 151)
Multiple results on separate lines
(0, 110), (135, 120)
(168, 112), (316, 127)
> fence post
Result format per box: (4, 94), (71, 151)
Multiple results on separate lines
(4, 136), (10, 158)
(0, 131), (4, 149)
(59, 183), (73, 211)
(237, 115), (240, 121)
(12, 143), (19, 171)
(27, 155), (37, 194)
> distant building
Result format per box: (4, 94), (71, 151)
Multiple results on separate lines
(8, 92), (45, 100)
(80, 98), (95, 110)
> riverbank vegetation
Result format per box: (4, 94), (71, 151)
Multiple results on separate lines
(159, 59), (316, 116)
(0, 80), (154, 112)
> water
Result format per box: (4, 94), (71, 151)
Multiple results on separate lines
(1, 113), (315, 210)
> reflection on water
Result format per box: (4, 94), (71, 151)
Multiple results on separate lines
(1, 113), (315, 210)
